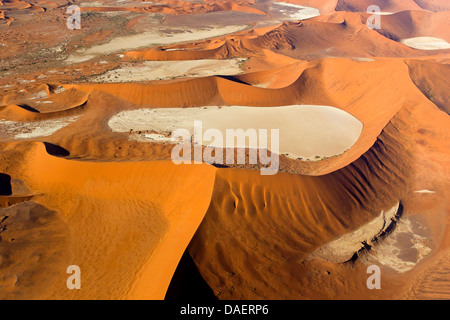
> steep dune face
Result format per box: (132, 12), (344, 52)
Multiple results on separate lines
(405, 59), (450, 114)
(232, 60), (308, 88)
(188, 111), (414, 299)
(1, 86), (90, 115)
(0, 142), (216, 299)
(1, 0), (449, 301)
(247, 18), (420, 59)
(188, 96), (450, 299)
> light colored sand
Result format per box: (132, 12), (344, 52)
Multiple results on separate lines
(311, 203), (400, 263)
(92, 58), (246, 82)
(401, 37), (450, 50)
(371, 12), (394, 15)
(0, 116), (80, 139)
(108, 105), (363, 160)
(66, 25), (250, 64)
(414, 189), (436, 194)
(365, 217), (432, 273)
(271, 2), (320, 21)
(131, 133), (174, 143)
(80, 1), (103, 7)
(352, 57), (376, 62)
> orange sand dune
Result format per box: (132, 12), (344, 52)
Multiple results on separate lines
(188, 94), (450, 299)
(233, 60), (309, 88)
(0, 0), (32, 10)
(0, 89), (89, 122)
(0, 102), (85, 122)
(189, 121), (409, 299)
(375, 11), (450, 42)
(0, 0), (449, 301)
(1, 93), (446, 299)
(57, 58), (430, 176)
(405, 59), (450, 114)
(0, 142), (216, 299)
(261, 17), (418, 59)
(0, 85), (90, 112)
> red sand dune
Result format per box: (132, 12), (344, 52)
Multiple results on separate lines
(0, 142), (216, 299)
(405, 59), (450, 114)
(0, 0), (448, 301)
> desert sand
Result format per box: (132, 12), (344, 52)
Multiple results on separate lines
(0, 0), (449, 301)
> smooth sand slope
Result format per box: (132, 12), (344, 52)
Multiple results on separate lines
(188, 98), (450, 299)
(0, 142), (216, 299)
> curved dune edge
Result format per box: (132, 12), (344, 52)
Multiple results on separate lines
(0, 88), (90, 122)
(405, 59), (450, 114)
(1, 142), (216, 299)
(185, 84), (450, 299)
